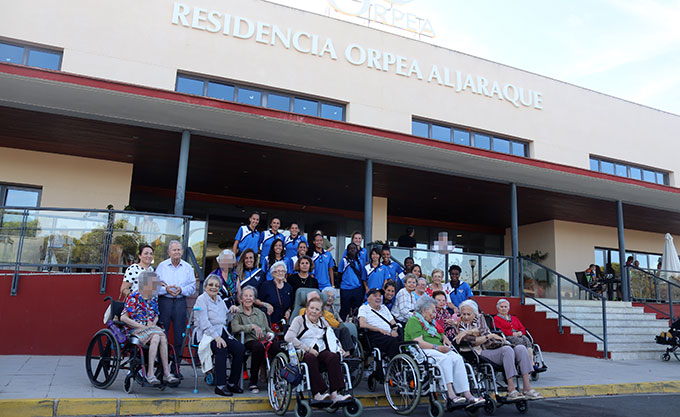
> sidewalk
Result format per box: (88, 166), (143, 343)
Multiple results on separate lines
(1, 352), (679, 416)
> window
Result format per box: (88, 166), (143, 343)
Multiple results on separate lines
(0, 40), (61, 70)
(175, 73), (345, 121)
(589, 156), (668, 185)
(1, 184), (41, 207)
(412, 118), (529, 156)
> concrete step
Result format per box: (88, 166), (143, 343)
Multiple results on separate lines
(531, 305), (645, 314)
(556, 318), (667, 329)
(582, 333), (658, 344)
(526, 299), (633, 308)
(575, 327), (667, 337)
(541, 311), (660, 321)
(609, 350), (667, 360)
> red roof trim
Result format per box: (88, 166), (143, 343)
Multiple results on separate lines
(1, 63), (677, 195)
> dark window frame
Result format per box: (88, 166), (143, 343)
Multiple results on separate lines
(0, 39), (62, 70)
(589, 156), (669, 186)
(0, 183), (42, 207)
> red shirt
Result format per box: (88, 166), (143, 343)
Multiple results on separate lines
(493, 314), (526, 336)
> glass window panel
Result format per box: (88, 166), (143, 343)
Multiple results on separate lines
(492, 137), (510, 153)
(643, 169), (656, 182)
(636, 255), (649, 269)
(601, 161), (614, 174)
(267, 93), (290, 111)
(321, 103), (344, 121)
(589, 158), (599, 171)
(176, 76), (204, 95)
(453, 129), (470, 146)
(293, 97), (318, 116)
(206, 81), (234, 100)
(511, 142), (526, 156)
(412, 120), (429, 137)
(656, 172), (666, 185)
(0, 43), (24, 64)
(4, 189), (40, 207)
(431, 124), (451, 142)
(630, 167), (642, 180)
(237, 87), (262, 106)
(474, 134), (490, 150)
(615, 164), (627, 177)
(27, 49), (60, 70)
(594, 249), (605, 268)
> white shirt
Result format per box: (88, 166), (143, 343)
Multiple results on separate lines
(358, 303), (394, 333)
(193, 292), (230, 340)
(156, 258), (196, 298)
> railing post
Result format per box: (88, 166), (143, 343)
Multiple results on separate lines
(99, 210), (114, 294)
(519, 258), (525, 304)
(174, 130), (191, 216)
(670, 282), (674, 322)
(602, 297), (608, 359)
(364, 159), (373, 244)
(616, 200), (630, 301)
(10, 208), (29, 296)
(478, 254), (483, 294)
(510, 183), (519, 297)
(557, 277), (563, 333)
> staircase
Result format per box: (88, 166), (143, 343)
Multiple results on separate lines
(525, 298), (669, 360)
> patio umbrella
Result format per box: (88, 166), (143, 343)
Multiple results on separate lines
(661, 233), (680, 280)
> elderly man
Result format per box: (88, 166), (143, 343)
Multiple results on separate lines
(156, 240), (196, 365)
(358, 288), (401, 360)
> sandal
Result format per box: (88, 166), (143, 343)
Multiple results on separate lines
(249, 384), (260, 394)
(165, 374), (179, 384)
(146, 375), (161, 385)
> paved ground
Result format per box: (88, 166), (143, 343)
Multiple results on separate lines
(1, 352), (679, 399)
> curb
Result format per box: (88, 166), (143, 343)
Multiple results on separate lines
(1, 381), (679, 417)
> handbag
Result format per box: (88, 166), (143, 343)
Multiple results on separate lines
(280, 363), (303, 385)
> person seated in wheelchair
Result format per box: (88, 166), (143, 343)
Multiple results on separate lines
(120, 271), (180, 386)
(493, 299), (543, 371)
(357, 288), (401, 359)
(284, 297), (352, 403)
(432, 290), (458, 342)
(195, 274), (245, 397)
(299, 291), (354, 355)
(232, 285), (283, 393)
(455, 300), (542, 401)
(391, 273), (418, 326)
(405, 295), (485, 410)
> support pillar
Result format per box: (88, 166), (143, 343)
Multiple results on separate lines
(364, 159), (373, 244)
(174, 130), (191, 216)
(510, 183), (519, 297)
(617, 200), (629, 301)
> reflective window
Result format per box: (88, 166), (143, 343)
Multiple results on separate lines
(294, 97), (317, 116)
(321, 103), (344, 121)
(267, 93), (290, 111)
(589, 158), (599, 171)
(492, 137), (510, 154)
(643, 169), (655, 183)
(27, 49), (61, 70)
(615, 164), (627, 177)
(453, 129), (470, 146)
(207, 81), (234, 101)
(511, 142), (526, 157)
(237, 87), (262, 106)
(412, 120), (429, 138)
(0, 41), (62, 70)
(601, 161), (614, 175)
(656, 172), (666, 185)
(431, 124), (451, 142)
(176, 76), (204, 95)
(0, 43), (24, 64)
(630, 167), (642, 180)
(474, 134), (491, 150)
(590, 156), (669, 185)
(1, 185), (41, 207)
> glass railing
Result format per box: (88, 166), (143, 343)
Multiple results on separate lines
(0, 206), (203, 295)
(631, 267), (680, 303)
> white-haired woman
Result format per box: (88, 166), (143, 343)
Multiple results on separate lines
(194, 274), (245, 396)
(493, 299), (536, 368)
(404, 295), (484, 410)
(209, 249), (240, 308)
(455, 300), (542, 401)
(391, 273), (418, 325)
(256, 261), (292, 323)
(120, 271), (179, 386)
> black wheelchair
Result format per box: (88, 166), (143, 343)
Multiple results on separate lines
(85, 296), (181, 393)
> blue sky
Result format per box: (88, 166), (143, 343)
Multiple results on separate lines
(269, 0), (680, 115)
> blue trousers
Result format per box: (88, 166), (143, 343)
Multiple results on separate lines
(158, 296), (187, 360)
(340, 286), (365, 321)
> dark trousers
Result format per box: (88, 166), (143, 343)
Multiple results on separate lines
(303, 350), (345, 395)
(158, 296), (187, 358)
(367, 330), (400, 359)
(244, 340), (282, 386)
(340, 286), (365, 321)
(334, 325), (354, 352)
(211, 331), (245, 386)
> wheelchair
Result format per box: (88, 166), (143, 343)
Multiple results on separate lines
(85, 296), (181, 393)
(267, 343), (363, 417)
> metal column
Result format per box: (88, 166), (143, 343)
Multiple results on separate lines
(364, 159), (373, 244)
(174, 130), (191, 216)
(617, 200), (629, 301)
(511, 183), (519, 297)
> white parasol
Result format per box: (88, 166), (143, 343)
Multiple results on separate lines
(661, 233), (680, 281)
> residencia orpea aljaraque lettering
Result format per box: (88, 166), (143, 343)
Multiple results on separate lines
(171, 2), (544, 110)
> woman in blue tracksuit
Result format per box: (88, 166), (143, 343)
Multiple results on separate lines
(232, 212), (261, 261)
(259, 217), (284, 268)
(338, 243), (364, 321)
(261, 238), (286, 281)
(284, 222), (307, 262)
(363, 247), (389, 294)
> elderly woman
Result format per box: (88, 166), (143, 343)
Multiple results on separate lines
(232, 286), (282, 393)
(120, 271), (179, 386)
(404, 295), (484, 410)
(285, 297), (351, 402)
(210, 249), (240, 308)
(236, 249), (265, 291)
(493, 299), (536, 368)
(455, 300), (542, 401)
(120, 244), (155, 300)
(427, 268), (454, 309)
(194, 274), (245, 396)
(256, 261), (293, 324)
(433, 290), (458, 342)
(415, 277), (428, 301)
(391, 273), (418, 325)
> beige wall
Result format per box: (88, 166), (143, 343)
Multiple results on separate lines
(2, 0), (680, 183)
(0, 148), (132, 210)
(371, 196), (388, 242)
(504, 220), (557, 270)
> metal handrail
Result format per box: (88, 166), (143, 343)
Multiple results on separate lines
(185, 246), (205, 294)
(519, 256), (608, 358)
(627, 265), (680, 322)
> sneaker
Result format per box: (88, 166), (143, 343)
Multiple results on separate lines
(453, 396), (467, 404)
(523, 389), (543, 400)
(314, 393), (330, 401)
(506, 390), (526, 401)
(165, 374), (180, 384)
(466, 397), (485, 408)
(331, 393), (351, 402)
(249, 384), (259, 394)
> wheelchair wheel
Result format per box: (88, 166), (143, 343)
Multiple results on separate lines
(342, 398), (363, 417)
(85, 329), (121, 389)
(515, 400), (528, 414)
(428, 398), (444, 417)
(295, 399), (312, 417)
(204, 371), (215, 386)
(483, 395), (497, 416)
(349, 342), (365, 388)
(384, 353), (421, 415)
(123, 373), (133, 394)
(673, 351), (680, 362)
(367, 375), (377, 392)
(530, 371), (539, 382)
(465, 405), (481, 417)
(268, 352), (292, 416)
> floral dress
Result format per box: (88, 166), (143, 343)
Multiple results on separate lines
(124, 291), (163, 344)
(434, 307), (458, 341)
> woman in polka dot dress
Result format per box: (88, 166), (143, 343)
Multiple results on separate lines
(119, 244), (155, 300)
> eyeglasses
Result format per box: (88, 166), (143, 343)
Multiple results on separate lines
(206, 283), (220, 287)
(273, 269), (285, 275)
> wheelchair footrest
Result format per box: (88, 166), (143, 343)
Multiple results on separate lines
(310, 399), (334, 408)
